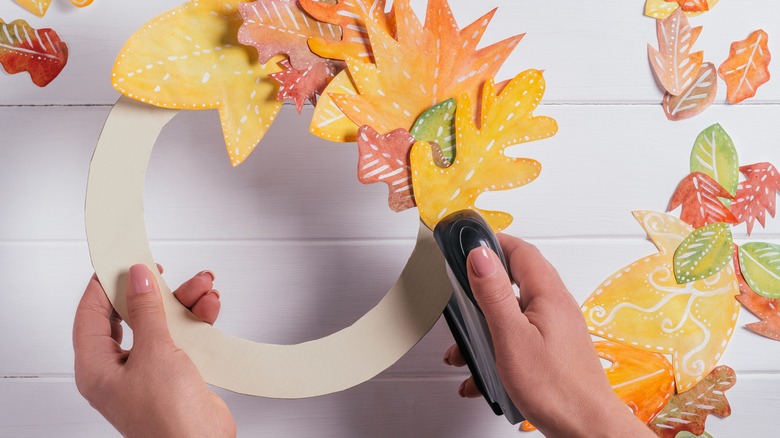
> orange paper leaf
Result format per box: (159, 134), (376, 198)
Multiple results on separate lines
(0, 18), (68, 87)
(731, 162), (780, 235)
(648, 9), (704, 96)
(718, 30), (772, 104)
(668, 172), (738, 229)
(356, 125), (416, 212)
(662, 63), (716, 121)
(736, 259), (780, 341)
(667, 0), (709, 12)
(70, 0), (93, 8)
(270, 59), (338, 113)
(645, 0), (719, 19)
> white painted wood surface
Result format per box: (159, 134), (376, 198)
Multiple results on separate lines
(1, 0), (779, 436)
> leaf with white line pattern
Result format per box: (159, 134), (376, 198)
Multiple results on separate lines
(356, 125), (416, 212)
(739, 242), (780, 299)
(270, 59), (338, 113)
(673, 222), (733, 284)
(689, 123), (739, 208)
(668, 172), (738, 229)
(648, 8), (704, 96)
(731, 162), (780, 235)
(718, 30), (772, 104)
(410, 98), (457, 164)
(0, 18), (68, 87)
(663, 63), (716, 121)
(14, 0), (51, 17)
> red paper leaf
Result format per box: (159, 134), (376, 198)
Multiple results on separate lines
(648, 9), (704, 96)
(735, 246), (780, 341)
(270, 59), (339, 113)
(718, 30), (772, 104)
(0, 18), (68, 87)
(667, 0), (709, 12)
(356, 125), (416, 212)
(731, 162), (780, 235)
(669, 172), (738, 228)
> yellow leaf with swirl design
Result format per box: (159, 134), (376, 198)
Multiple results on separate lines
(112, 0), (284, 166)
(581, 211), (740, 392)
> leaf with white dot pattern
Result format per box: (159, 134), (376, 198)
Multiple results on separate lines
(673, 222), (733, 284)
(644, 0), (719, 19)
(731, 162), (780, 235)
(739, 242), (780, 299)
(0, 18), (68, 87)
(648, 8), (704, 96)
(410, 98), (457, 164)
(112, 0), (284, 167)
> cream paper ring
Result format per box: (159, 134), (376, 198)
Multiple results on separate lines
(85, 96), (453, 398)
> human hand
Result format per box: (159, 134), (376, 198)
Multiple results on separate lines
(73, 265), (235, 438)
(442, 235), (654, 437)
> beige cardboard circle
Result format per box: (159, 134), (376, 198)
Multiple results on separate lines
(85, 97), (452, 398)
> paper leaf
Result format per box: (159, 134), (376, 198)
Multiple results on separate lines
(718, 30), (772, 104)
(676, 432), (713, 438)
(649, 365), (736, 437)
(668, 172), (738, 229)
(582, 211), (741, 392)
(237, 0), (341, 70)
(0, 18), (68, 87)
(736, 259), (780, 341)
(674, 222), (733, 284)
(731, 162), (780, 235)
(410, 99), (457, 164)
(15, 0), (51, 17)
(411, 71), (557, 232)
(595, 341), (675, 424)
(663, 63), (717, 121)
(739, 242), (780, 299)
(270, 59), (338, 113)
(644, 0), (719, 19)
(308, 70), (360, 141)
(70, 0), (93, 8)
(356, 125), (416, 212)
(669, 0), (709, 12)
(648, 9), (704, 96)
(112, 0), (284, 167)
(313, 0), (523, 141)
(689, 123), (739, 203)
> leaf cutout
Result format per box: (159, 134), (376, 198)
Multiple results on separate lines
(739, 242), (780, 299)
(718, 30), (772, 104)
(313, 0), (523, 141)
(668, 172), (738, 229)
(582, 211), (740, 392)
(736, 258), (780, 341)
(410, 98), (457, 163)
(112, 0), (284, 167)
(309, 70), (360, 141)
(676, 432), (713, 438)
(731, 162), (780, 235)
(674, 222), (733, 284)
(70, 0), (93, 8)
(689, 123), (739, 204)
(0, 18), (68, 87)
(648, 9), (704, 96)
(644, 0), (719, 19)
(356, 125), (416, 212)
(270, 59), (339, 113)
(237, 0), (342, 70)
(648, 365), (736, 437)
(663, 63), (716, 121)
(410, 71), (557, 232)
(15, 0), (51, 17)
(668, 0), (709, 12)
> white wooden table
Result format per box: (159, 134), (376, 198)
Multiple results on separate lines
(1, 1), (778, 436)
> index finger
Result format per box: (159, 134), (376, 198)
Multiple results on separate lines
(73, 275), (124, 363)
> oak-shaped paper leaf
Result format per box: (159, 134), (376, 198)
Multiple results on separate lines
(689, 123), (739, 203)
(669, 0), (709, 12)
(410, 71), (557, 232)
(410, 99), (457, 164)
(0, 18), (68, 87)
(356, 125), (416, 212)
(674, 222), (733, 284)
(648, 365), (735, 437)
(668, 172), (738, 229)
(731, 162), (780, 235)
(644, 0), (719, 19)
(270, 59), (338, 113)
(648, 9), (704, 96)
(582, 211), (740, 392)
(663, 63), (716, 121)
(739, 242), (780, 299)
(112, 0), (284, 167)
(718, 30), (772, 104)
(735, 262), (780, 342)
(237, 0), (341, 70)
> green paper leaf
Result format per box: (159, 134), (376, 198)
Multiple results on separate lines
(676, 432), (713, 438)
(410, 98), (456, 164)
(690, 123), (739, 206)
(674, 222), (733, 284)
(739, 242), (780, 299)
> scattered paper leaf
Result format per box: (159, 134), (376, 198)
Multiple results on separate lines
(645, 0), (719, 19)
(718, 30), (772, 104)
(270, 59), (338, 113)
(674, 222), (733, 284)
(649, 365), (736, 437)
(663, 63), (717, 121)
(410, 98), (457, 163)
(736, 260), (780, 341)
(15, 0), (50, 17)
(582, 211), (740, 392)
(356, 125), (416, 212)
(739, 242), (780, 299)
(675, 432), (713, 438)
(689, 123), (739, 203)
(0, 18), (68, 87)
(648, 9), (703, 96)
(410, 71), (557, 232)
(667, 0), (709, 12)
(70, 0), (93, 8)
(668, 172), (738, 229)
(112, 0), (284, 167)
(731, 162), (780, 235)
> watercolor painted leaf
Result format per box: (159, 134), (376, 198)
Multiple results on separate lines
(736, 261), (780, 341)
(645, 0), (719, 19)
(674, 222), (733, 284)
(309, 70), (360, 141)
(356, 125), (416, 212)
(238, 0), (342, 70)
(582, 211), (740, 392)
(649, 365), (735, 437)
(668, 0), (709, 12)
(15, 0), (51, 17)
(689, 123), (739, 204)
(411, 71), (557, 232)
(675, 433), (713, 438)
(718, 30), (772, 104)
(112, 0), (284, 167)
(70, 0), (93, 8)
(648, 9), (703, 96)
(668, 172), (738, 229)
(732, 162), (780, 235)
(0, 18), (68, 87)
(739, 242), (780, 299)
(663, 63), (716, 121)
(410, 98), (457, 164)
(270, 59), (338, 113)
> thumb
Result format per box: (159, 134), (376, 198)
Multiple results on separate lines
(126, 264), (172, 349)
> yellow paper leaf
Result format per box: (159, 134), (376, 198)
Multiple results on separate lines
(15, 0), (50, 17)
(112, 0), (284, 166)
(644, 0), (719, 19)
(582, 211), (740, 392)
(410, 70), (557, 232)
(308, 70), (360, 141)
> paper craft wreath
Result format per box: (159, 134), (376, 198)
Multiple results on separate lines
(86, 0), (557, 398)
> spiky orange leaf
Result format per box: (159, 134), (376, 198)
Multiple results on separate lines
(270, 59), (338, 112)
(668, 172), (738, 229)
(356, 125), (416, 212)
(668, 0), (709, 12)
(648, 9), (704, 96)
(731, 162), (780, 235)
(736, 256), (780, 341)
(0, 18), (68, 87)
(718, 30), (772, 104)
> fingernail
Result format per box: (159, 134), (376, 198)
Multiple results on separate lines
(470, 247), (496, 278)
(210, 289), (220, 299)
(197, 270), (215, 281)
(129, 265), (154, 294)
(458, 381), (466, 398)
